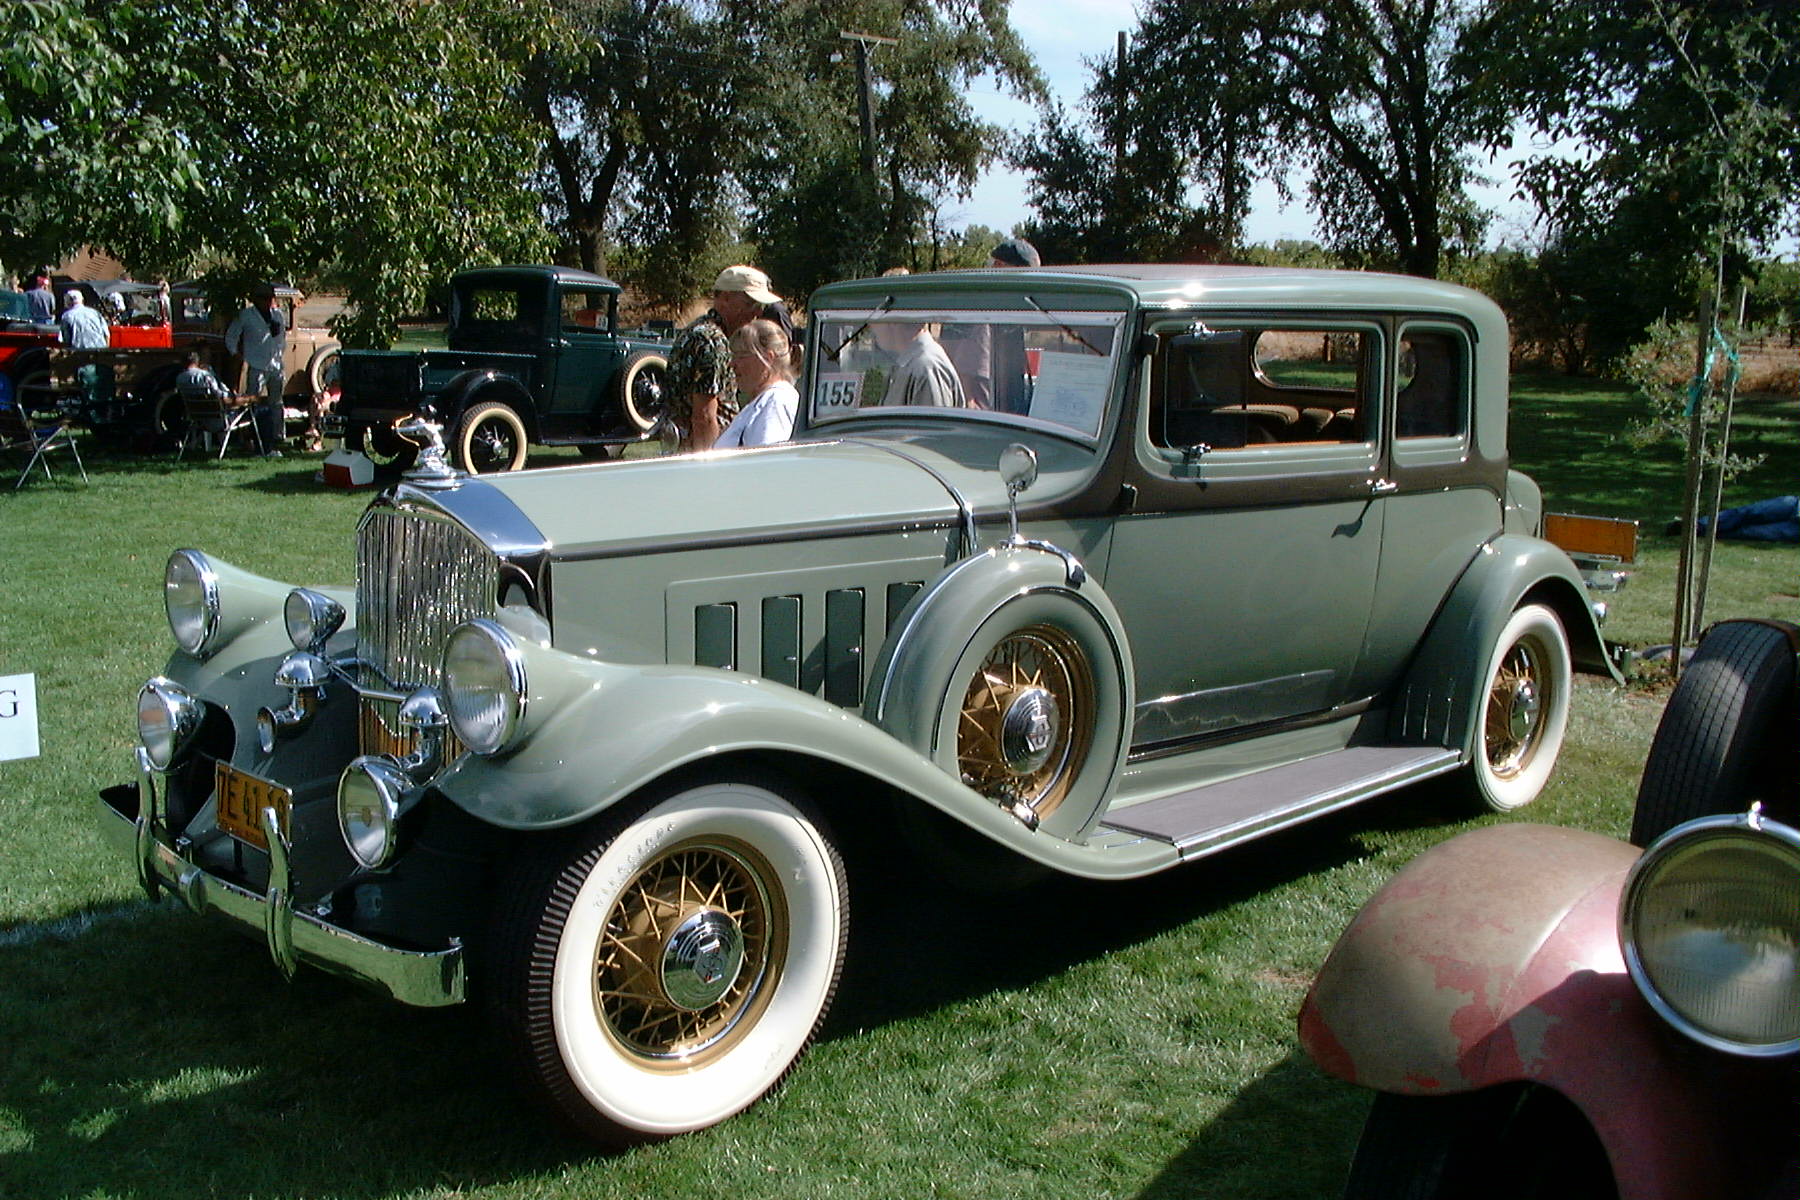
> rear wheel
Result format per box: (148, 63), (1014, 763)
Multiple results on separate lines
(486, 776), (847, 1145)
(355, 421), (418, 472)
(1464, 604), (1571, 813)
(454, 400), (528, 473)
(1631, 618), (1798, 845)
(150, 386), (187, 450)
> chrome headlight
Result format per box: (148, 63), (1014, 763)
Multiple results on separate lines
(1622, 809), (1800, 1057)
(337, 756), (413, 870)
(284, 588), (345, 655)
(165, 550), (220, 656)
(443, 619), (527, 756)
(137, 677), (203, 771)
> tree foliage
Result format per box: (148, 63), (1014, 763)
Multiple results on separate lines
(1035, 0), (1517, 277)
(4, 0), (555, 344)
(528, 0), (1039, 307)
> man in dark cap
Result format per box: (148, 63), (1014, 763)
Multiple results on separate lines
(989, 237), (1041, 269)
(942, 237), (1044, 411)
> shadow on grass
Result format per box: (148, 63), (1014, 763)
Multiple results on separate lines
(1130, 1051), (1367, 1200)
(0, 782), (1461, 1198)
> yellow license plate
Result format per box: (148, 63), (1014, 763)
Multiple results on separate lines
(214, 762), (292, 851)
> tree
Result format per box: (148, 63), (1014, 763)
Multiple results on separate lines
(1102, 0), (1517, 277)
(5, 0), (555, 345)
(0, 0), (199, 276)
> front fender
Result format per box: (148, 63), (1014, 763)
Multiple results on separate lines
(431, 649), (1174, 880)
(1300, 823), (1730, 1200)
(1391, 533), (1615, 752)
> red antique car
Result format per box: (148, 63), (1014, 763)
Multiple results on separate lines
(1300, 618), (1800, 1200)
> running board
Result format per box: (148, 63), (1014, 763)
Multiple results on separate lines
(1100, 745), (1462, 860)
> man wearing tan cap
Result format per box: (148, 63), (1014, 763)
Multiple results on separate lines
(668, 265), (783, 451)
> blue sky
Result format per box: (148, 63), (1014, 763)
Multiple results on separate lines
(954, 1), (1543, 248)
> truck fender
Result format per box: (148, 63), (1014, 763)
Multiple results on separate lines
(440, 370), (537, 438)
(862, 542), (1135, 840)
(1391, 533), (1615, 754)
(429, 643), (1170, 879)
(1299, 823), (1726, 1199)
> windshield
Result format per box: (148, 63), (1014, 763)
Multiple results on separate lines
(808, 308), (1126, 441)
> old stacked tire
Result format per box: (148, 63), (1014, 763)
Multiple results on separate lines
(1631, 618), (1799, 846)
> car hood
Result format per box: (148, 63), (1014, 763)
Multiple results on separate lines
(440, 436), (1031, 559)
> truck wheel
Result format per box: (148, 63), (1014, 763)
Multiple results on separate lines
(150, 386), (188, 450)
(454, 400), (528, 473)
(1462, 604), (1570, 813)
(1631, 619), (1798, 846)
(613, 351), (668, 432)
(11, 355), (53, 415)
(487, 776), (847, 1145)
(1343, 1087), (1614, 1200)
(355, 421), (419, 472)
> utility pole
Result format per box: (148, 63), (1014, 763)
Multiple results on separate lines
(839, 30), (897, 190)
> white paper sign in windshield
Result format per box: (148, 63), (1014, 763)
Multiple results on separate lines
(1028, 351), (1111, 437)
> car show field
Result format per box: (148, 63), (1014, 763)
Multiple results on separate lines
(1, 342), (1796, 1197)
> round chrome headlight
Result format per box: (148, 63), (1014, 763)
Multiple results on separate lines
(443, 619), (527, 756)
(337, 756), (412, 870)
(1622, 811), (1800, 1057)
(284, 589), (345, 654)
(165, 550), (220, 656)
(137, 677), (203, 771)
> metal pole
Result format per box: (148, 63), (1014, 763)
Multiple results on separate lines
(1693, 282), (1749, 632)
(1671, 289), (1715, 678)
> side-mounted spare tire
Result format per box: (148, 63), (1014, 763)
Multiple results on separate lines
(613, 351), (668, 432)
(865, 544), (1134, 839)
(1631, 618), (1799, 846)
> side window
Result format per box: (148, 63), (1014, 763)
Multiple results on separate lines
(1152, 326), (1372, 449)
(561, 289), (612, 333)
(1395, 328), (1468, 439)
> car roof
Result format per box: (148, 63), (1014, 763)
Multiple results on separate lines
(813, 263), (1497, 320)
(454, 265), (622, 294)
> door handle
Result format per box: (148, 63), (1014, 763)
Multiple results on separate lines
(1370, 478), (1399, 495)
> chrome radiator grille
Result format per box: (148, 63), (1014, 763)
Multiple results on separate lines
(355, 506), (496, 752)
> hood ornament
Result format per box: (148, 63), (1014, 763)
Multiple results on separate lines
(398, 417), (460, 487)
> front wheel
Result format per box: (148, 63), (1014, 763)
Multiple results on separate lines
(487, 776), (848, 1145)
(1344, 1088), (1615, 1200)
(454, 400), (528, 473)
(613, 351), (669, 432)
(1463, 603), (1571, 813)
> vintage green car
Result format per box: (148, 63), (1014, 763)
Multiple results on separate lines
(101, 265), (1617, 1144)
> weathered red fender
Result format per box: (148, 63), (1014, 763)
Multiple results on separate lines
(1298, 823), (1741, 1200)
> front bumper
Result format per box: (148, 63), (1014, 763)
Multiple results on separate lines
(97, 756), (465, 1007)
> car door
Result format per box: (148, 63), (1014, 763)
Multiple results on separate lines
(1103, 317), (1388, 752)
(549, 288), (625, 425)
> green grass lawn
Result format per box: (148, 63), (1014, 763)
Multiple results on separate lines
(0, 374), (1793, 1199)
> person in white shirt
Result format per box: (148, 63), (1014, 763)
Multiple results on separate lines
(57, 288), (110, 349)
(716, 319), (798, 448)
(225, 283), (289, 457)
(873, 321), (965, 408)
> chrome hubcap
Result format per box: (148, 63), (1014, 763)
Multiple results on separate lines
(1000, 686), (1060, 775)
(660, 909), (745, 1011)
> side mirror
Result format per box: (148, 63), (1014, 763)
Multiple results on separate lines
(999, 443), (1038, 542)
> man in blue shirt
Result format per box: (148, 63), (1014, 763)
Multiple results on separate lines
(57, 290), (109, 349)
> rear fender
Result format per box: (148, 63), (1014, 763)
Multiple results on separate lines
(441, 371), (537, 436)
(1299, 823), (1726, 1200)
(1391, 533), (1616, 753)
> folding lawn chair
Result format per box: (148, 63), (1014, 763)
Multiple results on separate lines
(0, 398), (88, 489)
(177, 382), (264, 460)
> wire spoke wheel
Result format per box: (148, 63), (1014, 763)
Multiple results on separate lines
(594, 837), (785, 1068)
(1484, 640), (1545, 779)
(956, 623), (1094, 818)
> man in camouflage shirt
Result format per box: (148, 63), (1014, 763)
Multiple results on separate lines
(668, 265), (782, 450)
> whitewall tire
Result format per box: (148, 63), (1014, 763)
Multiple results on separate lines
(1466, 603), (1571, 812)
(490, 776), (847, 1144)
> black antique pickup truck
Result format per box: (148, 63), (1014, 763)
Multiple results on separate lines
(329, 265), (671, 473)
